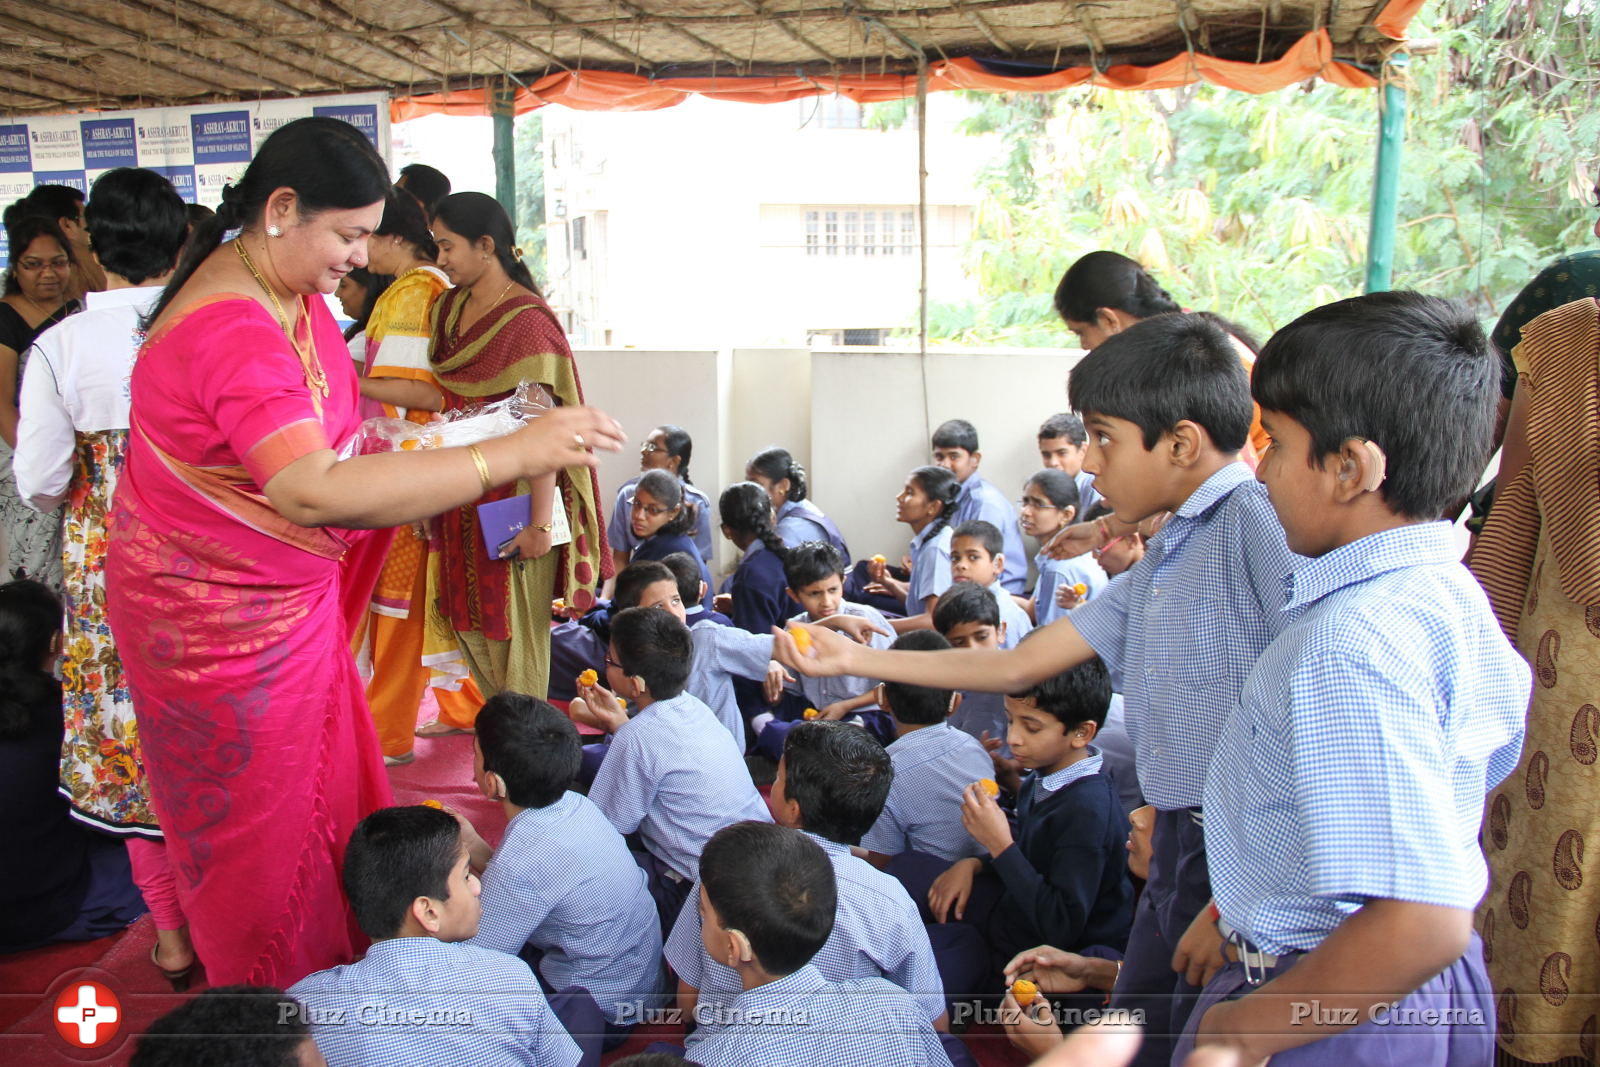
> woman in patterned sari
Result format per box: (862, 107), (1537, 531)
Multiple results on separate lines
(105, 119), (624, 986)
(351, 190), (483, 764)
(416, 192), (610, 727)
(12, 168), (195, 984)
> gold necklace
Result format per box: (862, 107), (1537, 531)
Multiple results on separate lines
(235, 239), (329, 408)
(461, 277), (514, 332)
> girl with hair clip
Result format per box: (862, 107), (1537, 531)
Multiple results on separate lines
(627, 469), (713, 611)
(606, 423), (714, 583)
(745, 445), (850, 563)
(348, 189), (483, 764)
(717, 481), (792, 635)
(419, 191), (613, 730)
(0, 579), (148, 955)
(869, 465), (961, 635)
(1019, 469), (1106, 625)
(107, 118), (622, 986)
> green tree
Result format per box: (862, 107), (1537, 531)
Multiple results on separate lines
(513, 112), (547, 290)
(912, 0), (1600, 346)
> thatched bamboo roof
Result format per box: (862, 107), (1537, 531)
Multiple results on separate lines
(0, 0), (1419, 114)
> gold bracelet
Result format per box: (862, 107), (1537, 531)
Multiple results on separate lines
(467, 445), (493, 494)
(531, 521), (554, 533)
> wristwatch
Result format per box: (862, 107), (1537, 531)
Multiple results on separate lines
(531, 522), (554, 533)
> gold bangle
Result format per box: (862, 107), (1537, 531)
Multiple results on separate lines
(467, 445), (493, 494)
(531, 521), (554, 533)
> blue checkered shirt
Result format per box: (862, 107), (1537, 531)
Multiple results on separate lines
(1069, 463), (1301, 810)
(905, 524), (954, 615)
(688, 964), (953, 1067)
(1035, 746), (1104, 794)
(668, 832), (946, 1046)
(589, 691), (772, 880)
(468, 792), (665, 1024)
(787, 602), (895, 710)
(950, 689), (1009, 755)
(688, 619), (773, 746)
(288, 937), (581, 1066)
(1034, 549), (1108, 627)
(607, 474), (715, 560)
(1205, 523), (1528, 955)
(952, 473), (1028, 592)
(985, 579), (1033, 649)
(861, 722), (992, 860)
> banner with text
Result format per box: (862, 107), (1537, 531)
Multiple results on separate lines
(1, 91), (388, 267)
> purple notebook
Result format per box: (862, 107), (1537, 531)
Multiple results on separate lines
(476, 491), (572, 560)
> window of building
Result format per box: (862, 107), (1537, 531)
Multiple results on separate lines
(571, 216), (587, 260)
(803, 207), (917, 256)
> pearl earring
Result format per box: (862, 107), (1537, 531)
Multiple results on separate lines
(266, 225), (282, 238)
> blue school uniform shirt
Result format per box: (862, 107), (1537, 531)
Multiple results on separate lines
(1034, 548), (1109, 627)
(1204, 523), (1528, 956)
(288, 937), (581, 1067)
(667, 831), (947, 1045)
(589, 690), (772, 881)
(777, 498), (851, 562)
(688, 964), (953, 1067)
(687, 618), (774, 746)
(630, 531), (714, 611)
(608, 474), (715, 560)
(730, 539), (792, 635)
(951, 473), (1028, 593)
(950, 689), (1008, 752)
(1074, 470), (1102, 515)
(861, 722), (992, 861)
(905, 523), (954, 616)
(1068, 462), (1301, 811)
(786, 602), (895, 710)
(468, 791), (665, 1025)
(985, 578), (1033, 648)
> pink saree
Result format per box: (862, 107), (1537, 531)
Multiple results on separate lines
(106, 293), (392, 987)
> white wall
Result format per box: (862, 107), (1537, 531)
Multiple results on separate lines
(572, 345), (1086, 577)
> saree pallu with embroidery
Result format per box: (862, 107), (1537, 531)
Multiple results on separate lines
(106, 294), (391, 987)
(425, 287), (611, 698)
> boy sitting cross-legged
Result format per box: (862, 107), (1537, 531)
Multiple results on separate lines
(288, 806), (587, 1066)
(684, 821), (953, 1067)
(460, 693), (666, 1052)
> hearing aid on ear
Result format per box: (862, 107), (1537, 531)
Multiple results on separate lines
(1339, 439), (1388, 493)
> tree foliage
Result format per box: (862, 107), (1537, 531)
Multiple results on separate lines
(896, 0), (1600, 345)
(513, 112), (548, 290)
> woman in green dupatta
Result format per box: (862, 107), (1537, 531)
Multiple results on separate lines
(418, 193), (611, 726)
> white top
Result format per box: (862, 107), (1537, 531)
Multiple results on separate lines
(14, 286), (158, 512)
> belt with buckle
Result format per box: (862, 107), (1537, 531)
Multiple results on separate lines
(1216, 918), (1281, 987)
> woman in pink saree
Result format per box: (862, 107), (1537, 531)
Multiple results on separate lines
(106, 118), (624, 987)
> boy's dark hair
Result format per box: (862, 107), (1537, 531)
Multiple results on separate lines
(397, 162), (451, 216)
(660, 551), (704, 608)
(343, 806), (462, 940)
(1188, 310), (1262, 355)
(86, 168), (188, 285)
(23, 183), (84, 227)
(610, 1056), (692, 1067)
(1252, 291), (1497, 520)
(0, 579), (62, 740)
(719, 481), (787, 563)
(783, 540), (845, 591)
(932, 581), (1001, 634)
(1053, 250), (1180, 326)
(130, 986), (309, 1067)
(1068, 312), (1252, 453)
(476, 692), (580, 809)
(610, 606), (692, 699)
(748, 445), (809, 502)
(635, 469), (698, 538)
(1038, 412), (1087, 445)
(781, 721), (893, 845)
(1008, 647), (1113, 731)
(882, 630), (955, 725)
(186, 202), (217, 227)
(931, 418), (979, 453)
(612, 559), (676, 611)
(951, 520), (1004, 560)
(700, 822), (837, 976)
(1026, 468), (1081, 512)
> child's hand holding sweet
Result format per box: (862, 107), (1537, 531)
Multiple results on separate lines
(772, 622), (859, 679)
(928, 856), (982, 922)
(999, 986), (1065, 1058)
(570, 679), (629, 734)
(819, 701), (853, 721)
(1003, 945), (1120, 994)
(961, 780), (1014, 857)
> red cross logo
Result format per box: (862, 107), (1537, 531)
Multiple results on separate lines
(53, 980), (122, 1048)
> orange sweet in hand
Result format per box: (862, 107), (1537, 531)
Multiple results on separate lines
(422, 799), (444, 810)
(1071, 582), (1088, 597)
(788, 625), (813, 654)
(977, 778), (1000, 797)
(803, 708), (821, 720)
(1011, 978), (1039, 1007)
(871, 554), (887, 564)
(577, 668), (598, 688)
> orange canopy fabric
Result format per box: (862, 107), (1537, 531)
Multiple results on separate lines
(391, 0), (1420, 123)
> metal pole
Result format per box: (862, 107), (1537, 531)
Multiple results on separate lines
(492, 84), (518, 229)
(917, 58), (929, 358)
(1363, 52), (1408, 293)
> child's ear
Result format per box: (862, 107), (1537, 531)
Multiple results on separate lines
(723, 928), (755, 967)
(970, 450), (982, 466)
(947, 691), (963, 718)
(1335, 437), (1388, 498)
(1166, 420), (1207, 467)
(412, 895), (442, 935)
(1061, 505), (1077, 525)
(786, 588), (802, 605)
(697, 580), (708, 603)
(875, 683), (889, 712)
(1074, 720), (1100, 747)
(993, 552), (1005, 572)
(997, 620), (1008, 644)
(484, 771), (508, 802)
